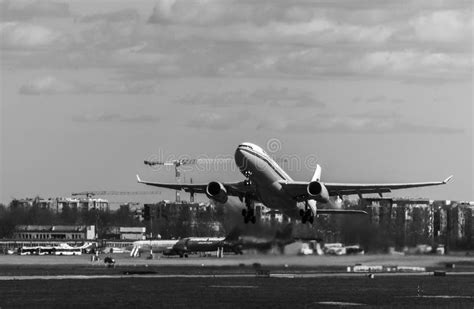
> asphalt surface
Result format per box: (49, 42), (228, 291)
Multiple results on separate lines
(1, 274), (473, 308)
(1, 254), (473, 308)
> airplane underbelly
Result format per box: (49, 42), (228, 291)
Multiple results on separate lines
(258, 184), (296, 214)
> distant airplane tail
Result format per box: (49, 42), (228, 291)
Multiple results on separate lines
(130, 245), (140, 257)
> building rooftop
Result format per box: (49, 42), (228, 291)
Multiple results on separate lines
(15, 225), (90, 232)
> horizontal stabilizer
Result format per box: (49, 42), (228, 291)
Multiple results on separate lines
(317, 209), (368, 215)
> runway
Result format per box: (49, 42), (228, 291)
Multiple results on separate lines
(2, 252), (473, 267)
(0, 254), (472, 308)
(1, 272), (472, 308)
(1, 271), (473, 281)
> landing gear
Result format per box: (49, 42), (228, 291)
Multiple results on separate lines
(300, 201), (314, 224)
(242, 196), (256, 224)
(243, 174), (252, 188)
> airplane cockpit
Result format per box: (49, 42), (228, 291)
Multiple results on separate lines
(238, 143), (265, 155)
(238, 143), (253, 150)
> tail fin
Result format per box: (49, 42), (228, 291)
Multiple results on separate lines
(311, 164), (321, 182)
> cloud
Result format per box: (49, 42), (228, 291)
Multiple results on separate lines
(177, 87), (324, 108)
(351, 50), (472, 79)
(72, 113), (159, 123)
(148, 1), (395, 45)
(19, 75), (157, 95)
(19, 75), (75, 94)
(409, 10), (474, 43)
(79, 9), (140, 23)
(148, 0), (279, 26)
(0, 22), (63, 48)
(353, 95), (405, 104)
(187, 110), (250, 130)
(257, 111), (463, 134)
(144, 1), (473, 80)
(3, 1), (472, 82)
(1, 0), (70, 20)
(252, 87), (324, 107)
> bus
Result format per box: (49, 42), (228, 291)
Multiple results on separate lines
(19, 246), (59, 255)
(18, 246), (38, 255)
(54, 247), (82, 256)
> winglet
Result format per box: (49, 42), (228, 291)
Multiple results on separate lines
(443, 175), (453, 184)
(136, 174), (142, 183)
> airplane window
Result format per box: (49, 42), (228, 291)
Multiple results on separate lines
(239, 144), (253, 150)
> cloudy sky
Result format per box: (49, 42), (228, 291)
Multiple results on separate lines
(1, 0), (472, 204)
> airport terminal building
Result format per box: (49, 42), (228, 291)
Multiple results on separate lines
(13, 225), (96, 241)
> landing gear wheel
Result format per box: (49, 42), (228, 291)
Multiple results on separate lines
(247, 208), (254, 217)
(300, 201), (315, 224)
(242, 195), (256, 224)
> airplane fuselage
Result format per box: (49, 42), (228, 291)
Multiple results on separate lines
(164, 237), (229, 257)
(132, 240), (179, 253)
(234, 143), (309, 219)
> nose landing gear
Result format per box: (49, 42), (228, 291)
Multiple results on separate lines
(300, 201), (314, 224)
(242, 195), (256, 224)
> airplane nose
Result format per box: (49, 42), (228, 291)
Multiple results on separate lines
(234, 147), (245, 169)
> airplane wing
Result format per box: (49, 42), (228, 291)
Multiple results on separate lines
(280, 175), (453, 199)
(136, 175), (255, 197)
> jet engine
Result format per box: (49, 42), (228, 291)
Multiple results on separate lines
(307, 181), (330, 203)
(206, 181), (228, 203)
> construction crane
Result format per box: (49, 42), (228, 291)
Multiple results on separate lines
(144, 157), (234, 202)
(144, 159), (198, 202)
(144, 159), (197, 178)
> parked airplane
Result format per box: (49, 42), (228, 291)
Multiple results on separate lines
(130, 239), (179, 257)
(163, 237), (225, 258)
(137, 142), (452, 224)
(162, 225), (294, 257)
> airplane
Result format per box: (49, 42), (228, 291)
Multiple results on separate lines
(130, 239), (179, 257)
(222, 224), (295, 254)
(137, 142), (453, 224)
(162, 225), (294, 257)
(163, 237), (226, 258)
